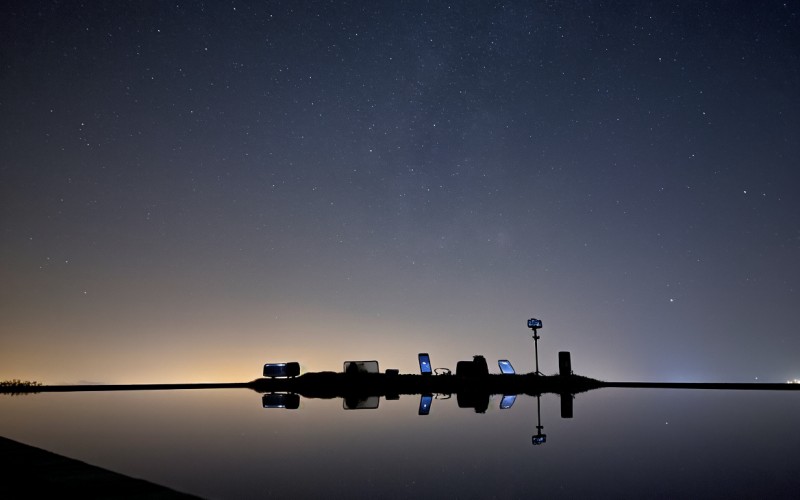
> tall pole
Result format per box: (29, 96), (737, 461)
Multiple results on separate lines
(527, 318), (543, 376)
(532, 328), (541, 375)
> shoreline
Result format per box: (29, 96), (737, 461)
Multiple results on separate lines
(0, 435), (203, 498)
(4, 372), (800, 396)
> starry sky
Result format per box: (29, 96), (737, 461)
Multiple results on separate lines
(1, 1), (798, 384)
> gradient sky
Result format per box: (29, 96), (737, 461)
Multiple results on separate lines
(1, 1), (798, 384)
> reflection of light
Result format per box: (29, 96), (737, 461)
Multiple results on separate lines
(788, 379), (800, 384)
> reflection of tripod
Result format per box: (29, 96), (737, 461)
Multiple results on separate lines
(532, 393), (546, 445)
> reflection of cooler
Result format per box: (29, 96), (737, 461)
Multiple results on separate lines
(457, 390), (489, 413)
(262, 393), (300, 409)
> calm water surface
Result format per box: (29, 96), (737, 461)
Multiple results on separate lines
(1, 388), (798, 499)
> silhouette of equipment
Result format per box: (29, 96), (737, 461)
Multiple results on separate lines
(263, 362), (300, 378)
(498, 360), (516, 375)
(344, 360), (379, 374)
(456, 355), (489, 377)
(528, 318), (543, 375)
(559, 351), (572, 376)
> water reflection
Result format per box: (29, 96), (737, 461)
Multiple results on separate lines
(344, 394), (380, 410)
(4, 364), (800, 499)
(418, 394), (432, 415)
(261, 393), (300, 410)
(261, 386), (577, 448)
(2, 385), (799, 499)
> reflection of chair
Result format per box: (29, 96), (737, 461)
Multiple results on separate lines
(498, 359), (515, 375)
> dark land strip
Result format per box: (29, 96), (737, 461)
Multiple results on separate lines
(5, 373), (800, 397)
(0, 435), (204, 499)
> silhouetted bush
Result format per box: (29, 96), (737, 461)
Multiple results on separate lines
(0, 379), (42, 395)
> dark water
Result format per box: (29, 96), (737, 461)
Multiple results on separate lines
(1, 388), (798, 499)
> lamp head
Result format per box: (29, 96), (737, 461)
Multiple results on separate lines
(527, 318), (542, 330)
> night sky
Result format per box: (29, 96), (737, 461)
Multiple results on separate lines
(2, 1), (798, 384)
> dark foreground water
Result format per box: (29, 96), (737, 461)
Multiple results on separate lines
(1, 387), (798, 499)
